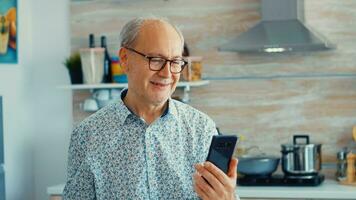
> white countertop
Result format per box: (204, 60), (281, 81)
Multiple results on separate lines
(237, 180), (356, 199)
(47, 180), (356, 199)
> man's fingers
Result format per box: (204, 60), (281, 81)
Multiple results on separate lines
(193, 172), (215, 197)
(227, 158), (238, 179)
(203, 162), (230, 186)
(195, 163), (224, 192)
(194, 161), (238, 199)
(194, 180), (209, 200)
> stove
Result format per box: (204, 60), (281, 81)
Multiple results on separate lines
(237, 174), (325, 186)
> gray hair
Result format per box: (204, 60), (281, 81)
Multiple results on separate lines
(119, 16), (184, 48)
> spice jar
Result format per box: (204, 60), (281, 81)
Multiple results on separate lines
(336, 150), (348, 181)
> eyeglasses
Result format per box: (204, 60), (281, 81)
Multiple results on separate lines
(125, 47), (187, 74)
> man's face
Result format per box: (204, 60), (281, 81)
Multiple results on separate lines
(121, 21), (183, 106)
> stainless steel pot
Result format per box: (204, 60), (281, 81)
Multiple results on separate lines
(281, 135), (322, 176)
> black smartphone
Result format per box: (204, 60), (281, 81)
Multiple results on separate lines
(206, 135), (238, 174)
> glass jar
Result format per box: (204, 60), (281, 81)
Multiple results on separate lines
(336, 150), (348, 181)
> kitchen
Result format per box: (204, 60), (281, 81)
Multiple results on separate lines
(1, 0), (356, 200)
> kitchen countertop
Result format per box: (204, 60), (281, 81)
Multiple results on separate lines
(47, 180), (356, 199)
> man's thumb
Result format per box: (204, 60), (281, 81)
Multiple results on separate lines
(227, 158), (238, 178)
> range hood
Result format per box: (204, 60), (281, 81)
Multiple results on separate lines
(219, 0), (336, 53)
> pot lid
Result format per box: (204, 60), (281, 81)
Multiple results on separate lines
(281, 135), (321, 147)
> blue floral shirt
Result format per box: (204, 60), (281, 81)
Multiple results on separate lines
(63, 89), (221, 200)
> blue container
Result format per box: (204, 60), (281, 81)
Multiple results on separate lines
(113, 74), (128, 83)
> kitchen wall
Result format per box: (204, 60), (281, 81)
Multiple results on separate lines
(70, 0), (356, 169)
(0, 0), (72, 199)
(0, 1), (33, 199)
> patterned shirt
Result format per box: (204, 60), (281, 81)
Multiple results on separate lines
(63, 89), (222, 200)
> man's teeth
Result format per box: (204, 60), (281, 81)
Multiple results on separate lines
(152, 82), (169, 86)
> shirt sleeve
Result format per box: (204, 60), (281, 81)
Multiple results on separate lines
(196, 116), (218, 163)
(63, 126), (96, 200)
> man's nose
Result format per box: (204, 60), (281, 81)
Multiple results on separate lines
(158, 61), (172, 78)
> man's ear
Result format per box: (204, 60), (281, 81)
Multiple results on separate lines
(119, 47), (129, 73)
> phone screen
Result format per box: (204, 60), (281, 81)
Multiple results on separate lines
(206, 135), (238, 174)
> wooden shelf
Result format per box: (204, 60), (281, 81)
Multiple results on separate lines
(60, 80), (209, 108)
(59, 80), (209, 90)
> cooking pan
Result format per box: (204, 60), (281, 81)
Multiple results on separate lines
(237, 156), (280, 176)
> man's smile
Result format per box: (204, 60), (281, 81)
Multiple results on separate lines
(150, 80), (172, 88)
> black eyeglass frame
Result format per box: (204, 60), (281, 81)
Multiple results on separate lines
(125, 47), (188, 74)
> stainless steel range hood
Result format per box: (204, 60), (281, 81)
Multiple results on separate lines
(219, 0), (336, 53)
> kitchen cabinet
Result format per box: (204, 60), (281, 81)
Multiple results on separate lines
(47, 179), (356, 200)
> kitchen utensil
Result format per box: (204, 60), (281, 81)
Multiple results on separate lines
(237, 146), (280, 176)
(281, 135), (322, 176)
(93, 89), (111, 108)
(237, 156), (280, 176)
(181, 56), (202, 81)
(93, 89), (110, 100)
(346, 153), (356, 183)
(339, 152), (356, 186)
(336, 149), (348, 181)
(80, 48), (105, 84)
(83, 98), (98, 112)
(110, 89), (121, 99)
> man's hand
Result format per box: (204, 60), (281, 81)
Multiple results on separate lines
(193, 158), (238, 200)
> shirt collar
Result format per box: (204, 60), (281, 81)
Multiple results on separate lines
(114, 89), (132, 125)
(167, 97), (178, 119)
(115, 88), (179, 125)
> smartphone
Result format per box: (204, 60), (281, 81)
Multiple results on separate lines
(206, 135), (238, 174)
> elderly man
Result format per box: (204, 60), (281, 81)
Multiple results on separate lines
(63, 17), (239, 200)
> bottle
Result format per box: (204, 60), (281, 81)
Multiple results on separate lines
(183, 42), (190, 57)
(89, 33), (95, 48)
(101, 36), (112, 83)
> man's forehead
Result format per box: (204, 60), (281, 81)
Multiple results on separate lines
(133, 20), (183, 58)
(142, 20), (168, 28)
(138, 20), (181, 44)
(141, 20), (173, 33)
